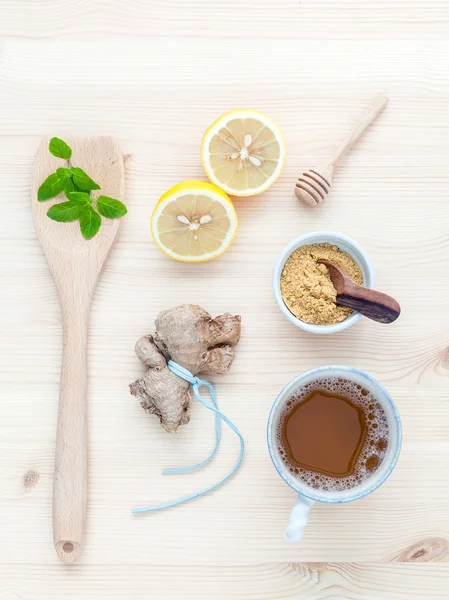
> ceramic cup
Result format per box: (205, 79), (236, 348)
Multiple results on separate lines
(267, 366), (402, 542)
(273, 231), (375, 334)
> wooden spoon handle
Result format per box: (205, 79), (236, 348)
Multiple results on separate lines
(336, 286), (401, 324)
(53, 307), (88, 563)
(329, 94), (388, 165)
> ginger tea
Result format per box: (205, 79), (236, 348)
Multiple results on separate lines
(276, 377), (389, 492)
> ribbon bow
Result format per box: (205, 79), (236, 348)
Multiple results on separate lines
(131, 360), (244, 513)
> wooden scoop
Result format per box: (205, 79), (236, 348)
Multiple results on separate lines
(318, 259), (401, 324)
(32, 137), (124, 563)
(295, 94), (388, 206)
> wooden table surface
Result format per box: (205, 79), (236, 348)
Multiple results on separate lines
(1, 1), (449, 598)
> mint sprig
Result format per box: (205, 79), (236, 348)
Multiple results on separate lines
(38, 138), (127, 240)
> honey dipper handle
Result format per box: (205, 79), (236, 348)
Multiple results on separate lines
(53, 302), (89, 563)
(329, 94), (388, 166)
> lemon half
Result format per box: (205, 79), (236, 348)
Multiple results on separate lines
(201, 109), (286, 197)
(151, 181), (238, 262)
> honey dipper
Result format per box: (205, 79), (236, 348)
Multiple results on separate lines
(318, 259), (401, 324)
(295, 94), (388, 206)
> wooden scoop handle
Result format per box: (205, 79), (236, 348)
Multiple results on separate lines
(318, 259), (401, 324)
(53, 301), (88, 563)
(329, 94), (388, 166)
(335, 286), (401, 324)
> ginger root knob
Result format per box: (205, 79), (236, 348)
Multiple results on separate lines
(129, 305), (241, 433)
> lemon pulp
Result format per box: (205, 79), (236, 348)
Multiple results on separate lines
(151, 181), (237, 262)
(202, 110), (286, 197)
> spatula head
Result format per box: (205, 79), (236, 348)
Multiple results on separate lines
(32, 137), (124, 295)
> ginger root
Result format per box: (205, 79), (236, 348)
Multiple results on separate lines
(130, 304), (241, 433)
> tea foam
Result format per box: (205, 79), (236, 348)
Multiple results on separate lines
(276, 377), (389, 493)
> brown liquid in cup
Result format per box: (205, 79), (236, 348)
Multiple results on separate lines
(277, 378), (389, 492)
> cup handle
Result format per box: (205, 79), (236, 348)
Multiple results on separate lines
(284, 494), (315, 542)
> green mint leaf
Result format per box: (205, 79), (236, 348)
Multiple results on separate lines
(71, 167), (101, 192)
(63, 178), (85, 198)
(56, 167), (72, 179)
(49, 137), (72, 160)
(79, 205), (101, 240)
(96, 195), (128, 219)
(47, 201), (81, 222)
(68, 191), (93, 205)
(63, 177), (76, 197)
(38, 172), (66, 201)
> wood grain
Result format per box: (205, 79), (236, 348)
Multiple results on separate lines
(32, 137), (125, 562)
(0, 563), (448, 599)
(0, 1), (448, 40)
(1, 0), (449, 596)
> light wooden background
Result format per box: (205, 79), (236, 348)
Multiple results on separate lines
(1, 1), (449, 598)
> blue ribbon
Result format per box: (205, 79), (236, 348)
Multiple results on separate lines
(131, 360), (244, 513)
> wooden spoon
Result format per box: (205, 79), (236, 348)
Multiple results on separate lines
(32, 137), (124, 563)
(318, 259), (401, 324)
(295, 94), (388, 206)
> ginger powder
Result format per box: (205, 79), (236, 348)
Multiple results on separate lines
(280, 243), (363, 325)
